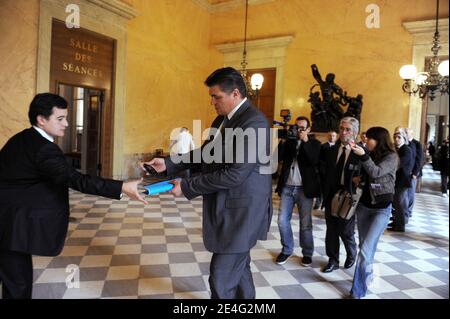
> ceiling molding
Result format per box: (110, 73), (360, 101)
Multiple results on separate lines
(215, 35), (293, 53)
(403, 19), (448, 34)
(87, 0), (138, 19)
(403, 19), (449, 45)
(192, 0), (275, 13)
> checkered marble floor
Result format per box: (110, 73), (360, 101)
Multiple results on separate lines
(26, 167), (449, 299)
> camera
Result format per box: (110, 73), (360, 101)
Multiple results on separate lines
(273, 109), (300, 140)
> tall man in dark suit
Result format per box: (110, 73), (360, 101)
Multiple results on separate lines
(274, 116), (321, 266)
(0, 93), (146, 299)
(320, 117), (361, 273)
(406, 128), (423, 218)
(143, 67), (273, 299)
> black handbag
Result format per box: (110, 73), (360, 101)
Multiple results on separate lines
(330, 163), (363, 220)
(330, 187), (362, 220)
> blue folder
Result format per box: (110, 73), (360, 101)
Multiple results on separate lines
(143, 180), (177, 195)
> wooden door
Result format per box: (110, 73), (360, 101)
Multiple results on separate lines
(248, 68), (276, 125)
(85, 90), (103, 176)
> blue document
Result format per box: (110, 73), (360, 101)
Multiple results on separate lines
(143, 180), (176, 195)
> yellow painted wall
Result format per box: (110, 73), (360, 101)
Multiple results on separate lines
(1, 0), (448, 154)
(209, 0), (449, 135)
(123, 0), (217, 154)
(0, 0), (39, 147)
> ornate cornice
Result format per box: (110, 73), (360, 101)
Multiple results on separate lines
(87, 0), (138, 19)
(215, 35), (293, 54)
(192, 0), (275, 13)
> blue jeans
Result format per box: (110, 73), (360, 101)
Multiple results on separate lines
(350, 203), (391, 298)
(277, 185), (314, 257)
(407, 178), (417, 217)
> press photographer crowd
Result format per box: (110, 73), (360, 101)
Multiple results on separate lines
(270, 107), (449, 298)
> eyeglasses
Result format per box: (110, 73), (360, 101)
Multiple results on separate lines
(339, 127), (352, 133)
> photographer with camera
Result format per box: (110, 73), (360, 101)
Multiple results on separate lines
(274, 116), (321, 266)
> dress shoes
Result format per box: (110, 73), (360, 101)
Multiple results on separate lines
(322, 262), (339, 273)
(344, 257), (355, 269)
(387, 227), (405, 232)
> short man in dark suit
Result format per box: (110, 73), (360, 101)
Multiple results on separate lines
(143, 67), (273, 299)
(0, 93), (145, 299)
(315, 130), (338, 210)
(320, 117), (361, 273)
(358, 131), (367, 148)
(320, 131), (339, 171)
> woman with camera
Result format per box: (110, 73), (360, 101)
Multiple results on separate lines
(347, 127), (398, 299)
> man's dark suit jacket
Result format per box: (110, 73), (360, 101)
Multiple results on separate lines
(396, 144), (414, 188)
(165, 100), (273, 254)
(321, 142), (362, 206)
(0, 128), (122, 256)
(275, 137), (321, 198)
(409, 138), (423, 178)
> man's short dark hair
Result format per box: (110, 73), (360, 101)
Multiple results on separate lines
(204, 67), (247, 97)
(28, 93), (68, 126)
(295, 116), (310, 128)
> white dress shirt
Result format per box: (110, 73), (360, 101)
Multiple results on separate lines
(171, 131), (195, 154)
(213, 97), (247, 141)
(33, 126), (54, 142)
(286, 140), (302, 186)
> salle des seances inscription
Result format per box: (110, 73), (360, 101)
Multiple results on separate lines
(61, 38), (105, 78)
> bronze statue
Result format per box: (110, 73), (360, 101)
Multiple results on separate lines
(311, 64), (345, 105)
(309, 89), (328, 132)
(309, 64), (363, 131)
(344, 94), (363, 122)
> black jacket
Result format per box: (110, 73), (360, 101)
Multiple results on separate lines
(395, 144), (414, 188)
(0, 128), (122, 256)
(409, 139), (423, 177)
(275, 137), (321, 198)
(320, 142), (335, 159)
(439, 142), (449, 175)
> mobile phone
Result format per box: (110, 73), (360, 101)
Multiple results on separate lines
(143, 163), (157, 175)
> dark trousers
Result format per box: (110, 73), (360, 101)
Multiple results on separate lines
(324, 206), (357, 265)
(313, 194), (322, 209)
(0, 250), (33, 299)
(393, 187), (409, 229)
(441, 173), (448, 194)
(209, 252), (254, 299)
